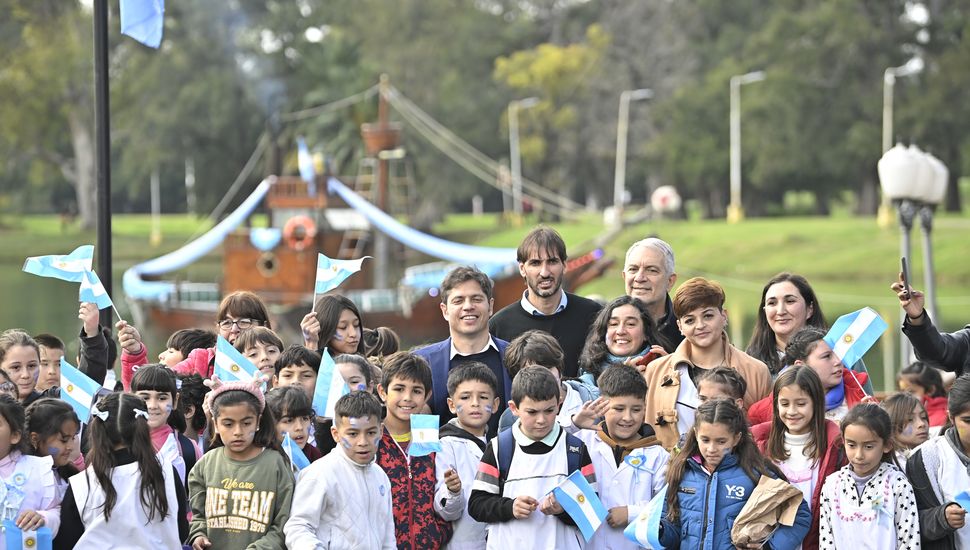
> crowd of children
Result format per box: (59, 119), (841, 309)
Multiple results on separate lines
(1, 252), (967, 549)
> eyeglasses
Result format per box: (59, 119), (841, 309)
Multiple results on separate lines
(217, 318), (257, 330)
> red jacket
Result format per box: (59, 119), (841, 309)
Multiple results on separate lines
(121, 345), (214, 391)
(376, 429), (453, 549)
(923, 395), (948, 427)
(752, 419), (846, 550)
(748, 368), (870, 425)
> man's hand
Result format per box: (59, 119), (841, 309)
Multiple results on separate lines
(891, 273), (926, 323)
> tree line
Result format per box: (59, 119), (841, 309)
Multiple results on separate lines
(1, 0), (967, 228)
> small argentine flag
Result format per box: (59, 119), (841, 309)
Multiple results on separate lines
(553, 469), (608, 542)
(625, 485), (667, 548)
(22, 245), (94, 283)
(312, 349), (349, 418)
(824, 307), (889, 369)
(408, 414), (441, 457)
(315, 254), (370, 295)
(60, 358), (101, 423)
(283, 432), (311, 473)
(79, 270), (114, 310)
(2, 520), (53, 550)
(214, 336), (260, 384)
(297, 136), (317, 196)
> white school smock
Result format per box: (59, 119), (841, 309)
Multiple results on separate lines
(930, 436), (970, 549)
(156, 432), (187, 486)
(283, 447), (395, 549)
(573, 429), (668, 550)
(485, 424), (584, 550)
(0, 453), (59, 548)
(435, 429), (484, 550)
(818, 463), (920, 550)
(69, 457), (181, 549)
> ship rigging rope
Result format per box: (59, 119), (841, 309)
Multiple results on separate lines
(384, 86), (585, 215)
(279, 85), (379, 122)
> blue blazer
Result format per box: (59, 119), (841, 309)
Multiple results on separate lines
(414, 336), (511, 420)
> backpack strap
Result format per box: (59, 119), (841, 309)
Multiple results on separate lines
(497, 427), (516, 492)
(178, 434), (197, 480)
(564, 433), (583, 474)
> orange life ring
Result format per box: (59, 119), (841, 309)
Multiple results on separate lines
(283, 215), (317, 251)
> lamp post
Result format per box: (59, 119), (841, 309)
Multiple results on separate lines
(613, 88), (653, 225)
(877, 58), (924, 227)
(508, 97), (540, 218)
(878, 143), (947, 384)
(728, 70), (765, 223)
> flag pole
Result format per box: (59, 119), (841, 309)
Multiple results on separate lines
(93, 0), (113, 330)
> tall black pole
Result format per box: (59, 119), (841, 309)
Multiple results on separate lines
(94, 0), (113, 328)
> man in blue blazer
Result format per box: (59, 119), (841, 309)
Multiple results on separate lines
(414, 266), (511, 433)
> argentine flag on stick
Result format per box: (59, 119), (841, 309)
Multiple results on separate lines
(283, 432), (311, 474)
(2, 520), (52, 550)
(553, 469), (608, 542)
(60, 359), (101, 422)
(79, 269), (114, 310)
(312, 349), (349, 418)
(22, 245), (94, 283)
(625, 485), (667, 548)
(214, 336), (260, 384)
(824, 307), (889, 370)
(315, 254), (370, 296)
(408, 414), (441, 457)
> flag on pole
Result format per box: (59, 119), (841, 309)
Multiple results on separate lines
(824, 307), (889, 368)
(625, 485), (667, 548)
(315, 254), (370, 295)
(408, 414), (441, 457)
(297, 136), (317, 196)
(120, 0), (165, 48)
(283, 433), (311, 473)
(214, 336), (260, 383)
(60, 358), (101, 423)
(312, 349), (349, 418)
(553, 469), (608, 542)
(22, 245), (94, 282)
(79, 270), (114, 310)
(2, 520), (53, 550)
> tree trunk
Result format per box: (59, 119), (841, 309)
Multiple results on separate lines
(66, 106), (97, 230)
(856, 172), (879, 215)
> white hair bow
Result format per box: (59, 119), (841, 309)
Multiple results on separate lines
(133, 408), (150, 420)
(90, 404), (109, 422)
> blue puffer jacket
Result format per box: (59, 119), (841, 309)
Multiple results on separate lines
(658, 453), (811, 550)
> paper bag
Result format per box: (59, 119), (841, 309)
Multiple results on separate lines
(730, 475), (804, 546)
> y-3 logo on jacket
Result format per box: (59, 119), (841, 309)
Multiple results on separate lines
(725, 485), (746, 500)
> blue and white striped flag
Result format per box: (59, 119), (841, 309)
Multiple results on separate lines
(553, 469), (608, 542)
(2, 520), (52, 550)
(408, 414), (441, 457)
(315, 254), (370, 295)
(297, 136), (317, 196)
(824, 307), (889, 368)
(79, 270), (113, 310)
(120, 0), (165, 48)
(60, 358), (101, 423)
(214, 336), (260, 383)
(22, 245), (94, 283)
(625, 485), (667, 548)
(283, 432), (311, 473)
(312, 349), (349, 418)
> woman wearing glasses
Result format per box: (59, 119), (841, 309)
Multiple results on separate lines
(118, 291), (272, 390)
